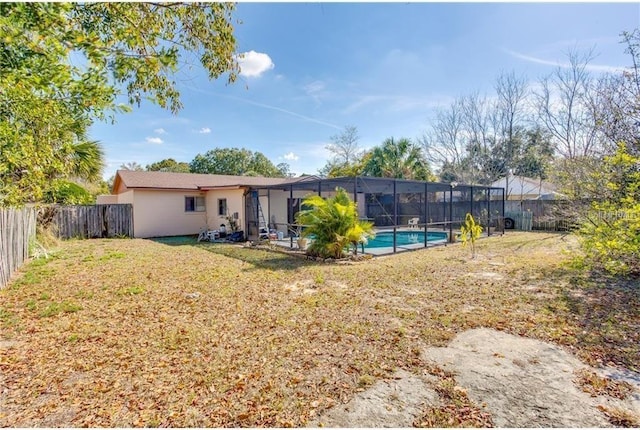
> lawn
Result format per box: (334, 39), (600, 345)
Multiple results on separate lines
(0, 232), (638, 427)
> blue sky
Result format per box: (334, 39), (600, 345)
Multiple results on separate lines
(91, 2), (640, 179)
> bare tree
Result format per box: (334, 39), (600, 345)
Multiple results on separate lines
(591, 30), (640, 152)
(495, 71), (530, 159)
(326, 125), (361, 166)
(420, 97), (470, 182)
(534, 48), (603, 159)
(319, 125), (364, 177)
(460, 92), (502, 184)
(534, 48), (611, 199)
(422, 71), (546, 188)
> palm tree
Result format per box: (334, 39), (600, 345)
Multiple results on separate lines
(362, 137), (434, 181)
(119, 161), (144, 171)
(295, 187), (375, 259)
(67, 140), (105, 181)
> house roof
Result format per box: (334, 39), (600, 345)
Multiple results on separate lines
(491, 175), (558, 193)
(113, 170), (316, 193)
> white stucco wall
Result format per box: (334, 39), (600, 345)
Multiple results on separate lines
(117, 190), (134, 205)
(204, 188), (245, 232)
(96, 195), (118, 204)
(131, 190), (208, 238)
(263, 190), (288, 233)
(264, 189), (319, 237)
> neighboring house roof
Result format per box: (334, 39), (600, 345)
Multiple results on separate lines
(491, 175), (563, 200)
(112, 170), (318, 193)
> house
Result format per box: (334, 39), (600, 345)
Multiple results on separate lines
(491, 175), (565, 201)
(98, 171), (505, 242)
(96, 170), (312, 238)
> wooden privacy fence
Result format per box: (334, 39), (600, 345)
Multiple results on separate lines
(0, 207), (37, 289)
(52, 204), (133, 239)
(505, 200), (589, 231)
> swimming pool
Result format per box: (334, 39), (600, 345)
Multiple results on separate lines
(364, 231), (448, 249)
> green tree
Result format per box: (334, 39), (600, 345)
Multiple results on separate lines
(363, 137), (435, 181)
(146, 158), (190, 173)
(578, 143), (640, 276)
(276, 162), (293, 178)
(44, 180), (94, 205)
(190, 148), (285, 177)
(0, 3), (238, 205)
(319, 152), (370, 178)
(295, 187), (375, 259)
(1, 3), (238, 116)
(0, 85), (105, 204)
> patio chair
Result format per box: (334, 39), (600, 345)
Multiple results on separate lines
(207, 230), (220, 241)
(408, 217), (420, 229)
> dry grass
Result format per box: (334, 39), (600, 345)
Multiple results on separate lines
(0, 232), (638, 427)
(597, 405), (640, 427)
(414, 372), (494, 428)
(575, 369), (635, 400)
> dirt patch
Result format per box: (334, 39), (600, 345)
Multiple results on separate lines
(0, 340), (18, 349)
(283, 279), (347, 294)
(467, 271), (504, 280)
(315, 328), (639, 427)
(310, 370), (439, 427)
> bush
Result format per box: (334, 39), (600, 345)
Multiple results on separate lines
(459, 213), (483, 258)
(576, 143), (640, 277)
(295, 187), (375, 259)
(44, 179), (94, 205)
(579, 203), (640, 276)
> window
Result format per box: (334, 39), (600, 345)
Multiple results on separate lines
(185, 196), (205, 212)
(218, 198), (227, 216)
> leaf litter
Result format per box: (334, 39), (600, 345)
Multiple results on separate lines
(0, 232), (638, 427)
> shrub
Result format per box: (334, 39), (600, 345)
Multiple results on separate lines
(295, 187), (375, 259)
(44, 179), (94, 205)
(459, 213), (483, 258)
(576, 143), (640, 277)
(579, 203), (640, 276)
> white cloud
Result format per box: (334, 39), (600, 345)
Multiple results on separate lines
(154, 128), (167, 135)
(304, 80), (325, 95)
(342, 94), (451, 115)
(504, 49), (628, 73)
(198, 127), (211, 134)
(236, 51), (274, 78)
(304, 80), (326, 105)
(145, 137), (163, 144)
(284, 152), (299, 161)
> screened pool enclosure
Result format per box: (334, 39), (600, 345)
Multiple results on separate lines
(245, 176), (505, 255)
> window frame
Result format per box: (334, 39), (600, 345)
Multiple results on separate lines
(218, 198), (227, 216)
(185, 196), (206, 213)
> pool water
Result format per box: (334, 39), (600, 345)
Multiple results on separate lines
(364, 231), (448, 249)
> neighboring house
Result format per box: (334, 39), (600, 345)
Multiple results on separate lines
(96, 170), (311, 238)
(491, 175), (565, 201)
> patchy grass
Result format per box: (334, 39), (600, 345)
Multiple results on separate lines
(39, 300), (83, 318)
(414, 371), (493, 428)
(0, 232), (638, 427)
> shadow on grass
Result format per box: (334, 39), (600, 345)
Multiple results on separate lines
(148, 236), (317, 271)
(557, 272), (640, 371)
